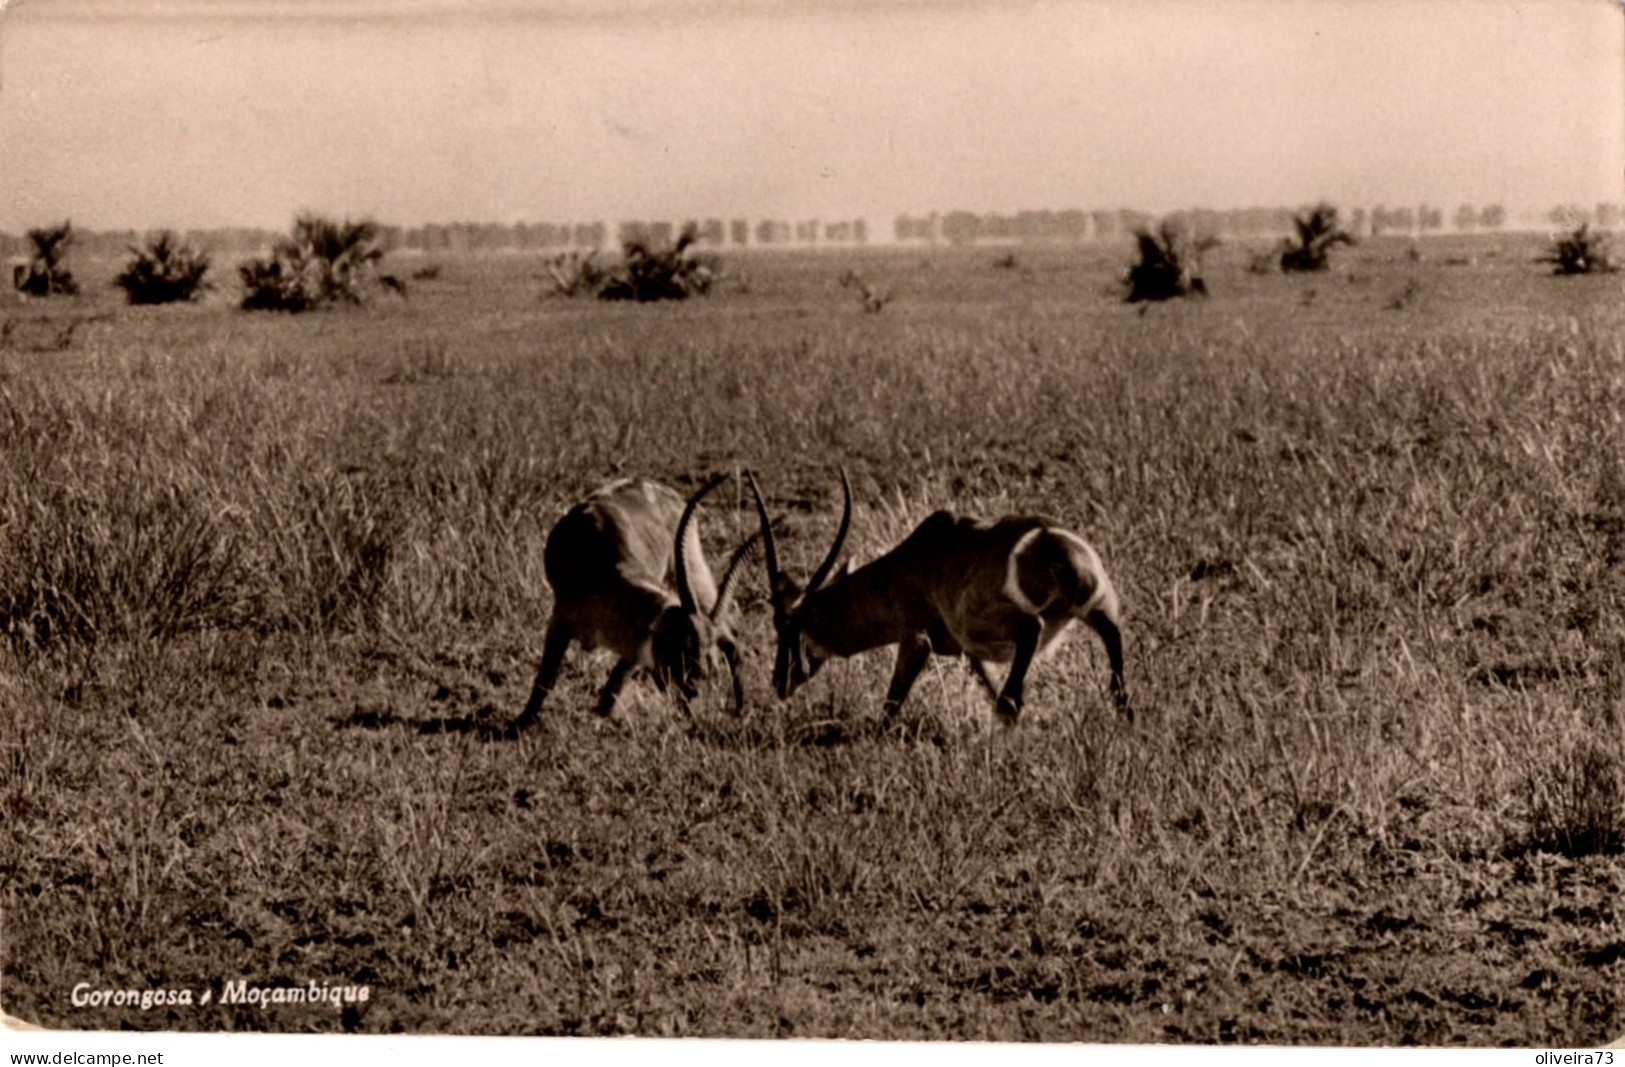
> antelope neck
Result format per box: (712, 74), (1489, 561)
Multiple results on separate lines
(801, 554), (928, 657)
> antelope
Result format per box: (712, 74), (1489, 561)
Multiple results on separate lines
(508, 475), (758, 732)
(747, 470), (1130, 726)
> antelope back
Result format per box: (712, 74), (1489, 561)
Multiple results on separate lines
(544, 479), (711, 601)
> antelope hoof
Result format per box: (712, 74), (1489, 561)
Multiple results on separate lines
(1114, 690), (1134, 724)
(995, 695), (1022, 726)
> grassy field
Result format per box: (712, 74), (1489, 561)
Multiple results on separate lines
(2, 237), (1623, 1044)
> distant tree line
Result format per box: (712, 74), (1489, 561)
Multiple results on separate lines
(0, 226), (274, 260)
(1547, 203), (1624, 230)
(396, 216), (870, 252)
(4, 203), (1620, 261)
(0, 217), (871, 258)
(892, 201), (1624, 245)
(401, 221), (607, 253)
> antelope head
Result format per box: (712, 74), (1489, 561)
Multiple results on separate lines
(746, 468), (852, 700)
(655, 474), (758, 711)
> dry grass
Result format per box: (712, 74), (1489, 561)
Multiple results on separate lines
(2, 237), (1623, 1043)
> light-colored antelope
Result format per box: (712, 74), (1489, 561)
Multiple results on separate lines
(747, 469), (1129, 725)
(509, 475), (757, 731)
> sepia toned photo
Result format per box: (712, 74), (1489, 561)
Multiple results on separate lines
(2, 0), (1623, 1048)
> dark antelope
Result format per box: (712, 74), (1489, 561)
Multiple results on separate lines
(510, 476), (757, 731)
(747, 469), (1129, 725)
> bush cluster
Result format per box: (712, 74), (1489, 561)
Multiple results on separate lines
(239, 214), (385, 312)
(115, 231), (212, 305)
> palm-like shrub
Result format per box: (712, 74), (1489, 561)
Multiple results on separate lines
(1541, 222), (1614, 275)
(115, 231), (212, 305)
(544, 250), (606, 297)
(238, 256), (313, 312)
(1279, 203), (1355, 272)
(298, 216), (384, 302)
(1124, 221), (1216, 302)
(14, 221), (79, 297)
(239, 214), (385, 312)
(597, 225), (716, 302)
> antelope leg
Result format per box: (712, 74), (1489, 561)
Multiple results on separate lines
(882, 633), (933, 723)
(512, 619), (572, 733)
(967, 658), (1000, 700)
(1091, 613), (1131, 721)
(995, 616), (1042, 725)
(594, 659), (635, 717)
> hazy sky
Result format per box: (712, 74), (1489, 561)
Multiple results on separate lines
(0, 0), (1620, 231)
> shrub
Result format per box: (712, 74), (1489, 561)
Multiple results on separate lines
(0, 476), (245, 651)
(1279, 203), (1355, 273)
(544, 250), (606, 298)
(1516, 739), (1625, 857)
(239, 213), (386, 312)
(1541, 222), (1614, 275)
(597, 225), (717, 302)
(239, 255), (313, 312)
(14, 221), (79, 297)
(114, 231), (212, 305)
(839, 270), (892, 313)
(1124, 221), (1216, 302)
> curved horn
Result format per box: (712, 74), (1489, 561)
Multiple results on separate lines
(712, 529), (762, 621)
(804, 466), (852, 596)
(745, 470), (785, 625)
(673, 474), (726, 617)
